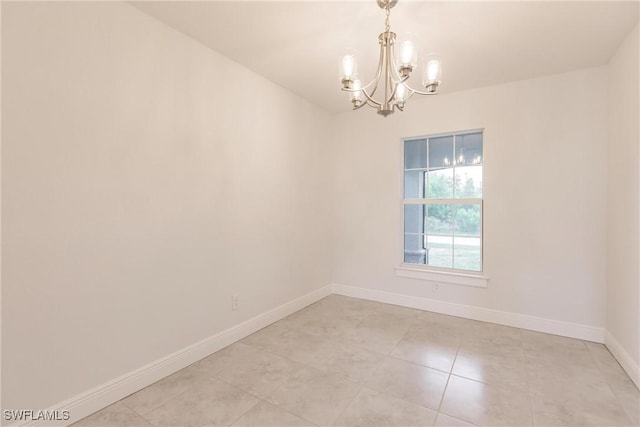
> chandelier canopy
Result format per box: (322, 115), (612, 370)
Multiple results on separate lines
(339, 0), (442, 117)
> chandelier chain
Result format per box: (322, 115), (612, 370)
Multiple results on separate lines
(384, 8), (390, 32)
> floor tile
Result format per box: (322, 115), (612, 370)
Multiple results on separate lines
(607, 376), (640, 426)
(266, 366), (361, 426)
(73, 402), (151, 426)
(452, 344), (527, 390)
(520, 329), (586, 354)
(231, 400), (315, 426)
(524, 336), (603, 387)
(342, 311), (414, 354)
(212, 343), (302, 398)
(332, 387), (436, 426)
(525, 352), (604, 388)
(440, 375), (532, 426)
(309, 295), (381, 319)
(531, 391), (632, 427)
(144, 377), (258, 426)
(390, 323), (460, 372)
(462, 322), (522, 349)
(365, 356), (449, 410)
(368, 300), (421, 319)
(122, 366), (210, 415)
(530, 374), (633, 427)
(241, 324), (333, 365)
(308, 341), (385, 383)
(434, 413), (477, 427)
(274, 305), (361, 339)
(187, 342), (258, 378)
(413, 311), (479, 339)
(586, 343), (640, 424)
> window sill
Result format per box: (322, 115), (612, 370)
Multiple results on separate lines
(395, 265), (489, 288)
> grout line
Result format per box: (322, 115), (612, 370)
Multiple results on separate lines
(583, 342), (636, 426)
(225, 396), (261, 427)
(134, 385), (193, 425)
(260, 399), (319, 427)
(118, 372), (199, 419)
(521, 344), (536, 427)
(435, 338), (460, 414)
(326, 384), (365, 427)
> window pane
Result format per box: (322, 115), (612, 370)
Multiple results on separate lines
(404, 139), (427, 169)
(426, 204), (453, 269)
(427, 169), (453, 199)
(454, 204), (481, 237)
(404, 171), (425, 199)
(426, 204), (452, 235)
(454, 132), (483, 198)
(453, 236), (481, 271)
(404, 234), (427, 264)
(455, 165), (482, 198)
(404, 204), (425, 234)
(428, 136), (454, 170)
(426, 234), (453, 269)
(455, 132), (482, 165)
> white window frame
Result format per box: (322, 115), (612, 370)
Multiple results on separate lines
(396, 129), (489, 288)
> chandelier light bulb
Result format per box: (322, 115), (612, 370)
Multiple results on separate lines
(399, 40), (417, 68)
(425, 58), (441, 81)
(422, 53), (442, 89)
(351, 79), (363, 102)
(394, 83), (407, 104)
(341, 54), (357, 81)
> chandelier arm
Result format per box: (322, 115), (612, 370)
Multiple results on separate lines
(384, 35), (392, 106)
(388, 43), (405, 83)
(386, 43), (416, 104)
(339, 75), (381, 93)
(402, 85), (440, 96)
(384, 42), (400, 106)
(388, 57), (409, 104)
(360, 87), (383, 107)
(339, 87), (383, 107)
(352, 101), (370, 111)
(366, 33), (388, 101)
(398, 66), (439, 96)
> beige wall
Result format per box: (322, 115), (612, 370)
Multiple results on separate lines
(606, 24), (639, 382)
(329, 67), (608, 329)
(1, 1), (331, 413)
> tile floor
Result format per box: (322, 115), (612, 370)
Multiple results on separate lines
(75, 295), (639, 427)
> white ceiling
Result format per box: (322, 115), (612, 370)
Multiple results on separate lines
(131, 1), (639, 114)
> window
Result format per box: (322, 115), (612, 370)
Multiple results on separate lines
(403, 130), (483, 273)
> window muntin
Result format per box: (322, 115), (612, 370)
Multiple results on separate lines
(403, 131), (483, 272)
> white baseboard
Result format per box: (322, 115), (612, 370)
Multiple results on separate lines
(605, 330), (640, 389)
(28, 285), (332, 427)
(332, 283), (605, 343)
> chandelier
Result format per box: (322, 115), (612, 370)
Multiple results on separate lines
(339, 0), (442, 117)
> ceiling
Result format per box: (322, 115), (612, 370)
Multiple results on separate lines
(131, 1), (639, 114)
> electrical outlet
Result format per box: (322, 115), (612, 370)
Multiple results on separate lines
(232, 295), (239, 311)
(433, 283), (440, 293)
